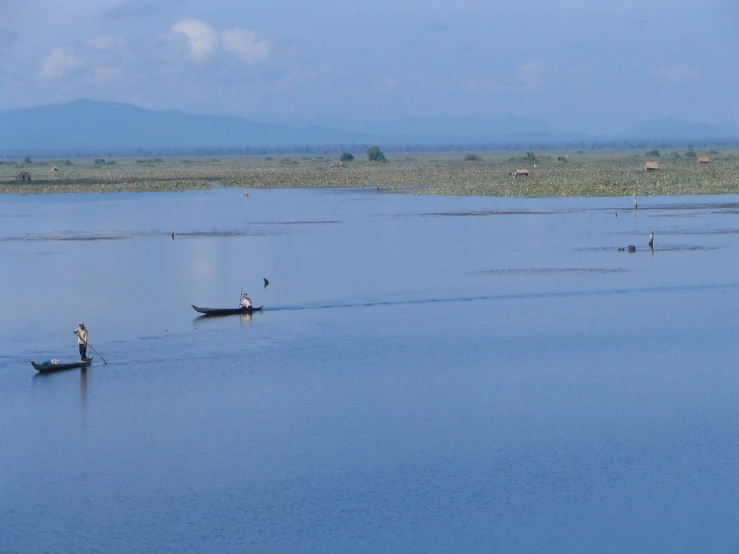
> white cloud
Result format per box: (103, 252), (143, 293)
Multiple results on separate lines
(40, 47), (85, 80)
(39, 37), (131, 83)
(170, 20), (270, 65)
(221, 29), (270, 64)
(172, 18), (218, 61)
(654, 64), (701, 85)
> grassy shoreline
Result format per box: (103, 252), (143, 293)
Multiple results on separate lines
(1, 151), (738, 197)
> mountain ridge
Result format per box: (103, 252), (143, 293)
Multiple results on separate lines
(0, 99), (737, 154)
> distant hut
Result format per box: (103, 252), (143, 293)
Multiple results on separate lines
(557, 155), (569, 162)
(513, 168), (530, 177)
(16, 172), (32, 182)
(644, 161), (660, 172)
(49, 166), (60, 173)
(330, 160), (344, 169)
(697, 157), (710, 164)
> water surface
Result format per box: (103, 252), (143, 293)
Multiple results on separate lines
(1, 190), (738, 553)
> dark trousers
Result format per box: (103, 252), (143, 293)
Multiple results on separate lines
(79, 343), (87, 360)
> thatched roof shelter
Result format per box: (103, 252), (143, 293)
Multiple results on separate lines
(697, 157), (710, 164)
(16, 172), (32, 182)
(557, 155), (569, 162)
(513, 168), (530, 177)
(644, 161), (660, 171)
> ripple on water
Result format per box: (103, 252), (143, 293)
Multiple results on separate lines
(252, 220), (340, 225)
(472, 268), (633, 275)
(421, 209), (573, 217)
(0, 228), (285, 242)
(576, 245), (720, 252)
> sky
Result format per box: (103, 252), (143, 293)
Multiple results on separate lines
(0, 0), (738, 133)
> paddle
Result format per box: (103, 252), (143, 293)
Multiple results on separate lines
(85, 343), (108, 365)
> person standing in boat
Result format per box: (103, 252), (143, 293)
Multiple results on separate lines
(240, 293), (253, 309)
(73, 322), (88, 361)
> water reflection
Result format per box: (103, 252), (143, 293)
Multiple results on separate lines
(31, 370), (53, 381)
(192, 311), (258, 332)
(79, 367), (87, 420)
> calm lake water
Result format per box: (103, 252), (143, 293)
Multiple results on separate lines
(1, 188), (739, 553)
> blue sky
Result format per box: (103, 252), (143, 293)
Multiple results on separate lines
(1, 0), (737, 133)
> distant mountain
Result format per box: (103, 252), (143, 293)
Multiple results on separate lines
(0, 99), (358, 151)
(0, 101), (579, 154)
(620, 118), (738, 140)
(0, 100), (737, 155)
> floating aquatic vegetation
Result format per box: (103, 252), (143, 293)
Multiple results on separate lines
(1, 152), (739, 197)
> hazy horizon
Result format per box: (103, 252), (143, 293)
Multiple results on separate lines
(1, 0), (738, 135)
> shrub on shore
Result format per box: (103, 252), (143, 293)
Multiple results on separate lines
(367, 146), (386, 162)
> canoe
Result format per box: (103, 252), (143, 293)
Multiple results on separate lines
(192, 305), (263, 316)
(31, 358), (93, 372)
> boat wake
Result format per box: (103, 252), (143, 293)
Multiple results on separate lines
(267, 281), (739, 312)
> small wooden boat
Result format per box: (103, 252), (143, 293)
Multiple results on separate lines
(192, 305), (263, 316)
(31, 358), (93, 372)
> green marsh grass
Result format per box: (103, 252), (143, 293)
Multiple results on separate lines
(1, 151), (737, 197)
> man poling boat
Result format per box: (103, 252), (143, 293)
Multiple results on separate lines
(74, 322), (89, 361)
(72, 322), (108, 364)
(192, 288), (264, 317)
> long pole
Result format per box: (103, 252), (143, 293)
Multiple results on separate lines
(86, 343), (108, 365)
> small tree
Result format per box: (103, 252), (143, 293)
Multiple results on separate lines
(340, 152), (354, 162)
(366, 146), (386, 162)
(24, 156), (31, 164)
(646, 149), (660, 157)
(464, 153), (482, 161)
